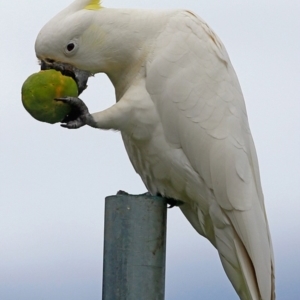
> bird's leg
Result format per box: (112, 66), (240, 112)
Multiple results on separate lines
(55, 97), (96, 129)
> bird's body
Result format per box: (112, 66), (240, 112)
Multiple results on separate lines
(35, 1), (275, 299)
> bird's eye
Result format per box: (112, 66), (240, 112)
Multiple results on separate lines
(67, 43), (75, 52)
(64, 40), (78, 56)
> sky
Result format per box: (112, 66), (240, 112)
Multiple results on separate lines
(1, 0), (299, 299)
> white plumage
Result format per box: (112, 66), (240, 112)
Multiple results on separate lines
(35, 1), (275, 299)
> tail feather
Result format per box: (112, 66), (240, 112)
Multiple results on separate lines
(233, 231), (260, 299)
(180, 201), (275, 300)
(213, 221), (260, 299)
(209, 202), (275, 300)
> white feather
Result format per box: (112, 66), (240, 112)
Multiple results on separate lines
(35, 5), (275, 300)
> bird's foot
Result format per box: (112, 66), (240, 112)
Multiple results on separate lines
(55, 96), (96, 129)
(117, 190), (129, 196)
(165, 198), (184, 208)
(156, 193), (184, 208)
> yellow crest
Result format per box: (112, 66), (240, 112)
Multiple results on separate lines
(85, 0), (102, 10)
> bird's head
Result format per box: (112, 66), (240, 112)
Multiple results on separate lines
(35, 0), (105, 94)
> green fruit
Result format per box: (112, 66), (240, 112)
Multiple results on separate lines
(21, 70), (78, 124)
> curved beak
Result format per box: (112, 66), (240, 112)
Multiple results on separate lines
(40, 59), (93, 95)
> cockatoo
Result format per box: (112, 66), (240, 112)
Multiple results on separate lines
(35, 0), (275, 299)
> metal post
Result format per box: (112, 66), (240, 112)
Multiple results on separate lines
(102, 194), (167, 300)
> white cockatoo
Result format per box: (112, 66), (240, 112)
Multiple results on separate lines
(35, 0), (275, 299)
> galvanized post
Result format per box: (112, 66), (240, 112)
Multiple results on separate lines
(102, 194), (167, 300)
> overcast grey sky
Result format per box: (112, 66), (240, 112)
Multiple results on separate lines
(1, 0), (299, 299)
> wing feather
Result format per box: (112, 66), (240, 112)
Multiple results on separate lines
(146, 11), (275, 299)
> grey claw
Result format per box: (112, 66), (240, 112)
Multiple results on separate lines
(54, 97), (94, 129)
(55, 97), (68, 102)
(60, 120), (83, 129)
(117, 190), (129, 195)
(55, 97), (88, 113)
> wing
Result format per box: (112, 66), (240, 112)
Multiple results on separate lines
(146, 11), (275, 300)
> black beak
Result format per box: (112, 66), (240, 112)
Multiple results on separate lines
(40, 59), (92, 95)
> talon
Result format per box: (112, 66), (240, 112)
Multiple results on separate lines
(54, 96), (95, 129)
(55, 97), (69, 103)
